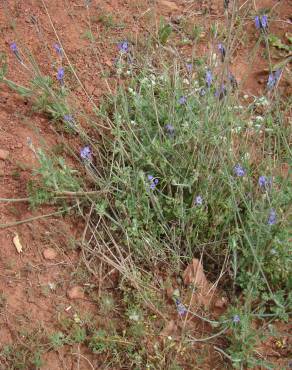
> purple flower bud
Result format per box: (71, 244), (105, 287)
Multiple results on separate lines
(205, 70), (213, 88)
(261, 15), (268, 29)
(63, 115), (76, 128)
(118, 41), (129, 53)
(258, 175), (272, 189)
(54, 43), (63, 56)
(10, 42), (18, 53)
(234, 164), (246, 177)
(148, 175), (158, 190)
(165, 124), (175, 135)
(80, 146), (92, 161)
(64, 114), (73, 122)
(255, 16), (261, 29)
(10, 42), (23, 63)
(255, 15), (268, 30)
(267, 69), (282, 90)
(175, 299), (187, 316)
(267, 209), (276, 225)
(195, 195), (203, 206)
(178, 96), (187, 105)
(215, 84), (227, 99)
(57, 67), (64, 84)
(218, 43), (226, 62)
(186, 63), (193, 73)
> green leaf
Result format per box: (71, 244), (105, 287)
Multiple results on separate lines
(268, 34), (291, 52)
(158, 19), (172, 45)
(272, 55), (292, 71)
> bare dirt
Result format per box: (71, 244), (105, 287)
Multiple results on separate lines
(0, 0), (291, 369)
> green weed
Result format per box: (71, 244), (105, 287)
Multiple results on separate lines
(1, 4), (291, 369)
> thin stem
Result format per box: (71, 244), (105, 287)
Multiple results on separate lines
(0, 190), (104, 203)
(0, 205), (77, 229)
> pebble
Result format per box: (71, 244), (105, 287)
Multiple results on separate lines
(67, 286), (84, 300)
(0, 149), (9, 160)
(43, 248), (58, 260)
(214, 297), (227, 308)
(160, 0), (179, 11)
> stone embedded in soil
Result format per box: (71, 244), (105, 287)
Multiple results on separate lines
(214, 297), (227, 309)
(160, 0), (179, 11)
(43, 248), (58, 260)
(67, 286), (85, 300)
(12, 143), (23, 149)
(0, 149), (9, 160)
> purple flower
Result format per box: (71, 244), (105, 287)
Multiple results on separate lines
(178, 96), (187, 105)
(215, 84), (227, 99)
(267, 69), (281, 90)
(54, 43), (62, 56)
(234, 164), (246, 177)
(10, 42), (18, 53)
(232, 314), (240, 323)
(148, 175), (159, 190)
(261, 15), (268, 29)
(64, 114), (73, 122)
(186, 63), (193, 72)
(255, 15), (268, 30)
(195, 195), (203, 206)
(218, 43), (226, 61)
(63, 115), (76, 127)
(258, 175), (272, 189)
(118, 41), (129, 53)
(57, 67), (64, 83)
(175, 299), (187, 316)
(255, 16), (261, 29)
(165, 124), (175, 135)
(80, 146), (92, 161)
(267, 209), (276, 225)
(205, 70), (213, 88)
(10, 42), (23, 63)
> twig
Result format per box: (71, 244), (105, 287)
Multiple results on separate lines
(0, 190), (103, 203)
(214, 345), (233, 361)
(0, 206), (76, 229)
(187, 327), (228, 343)
(72, 352), (95, 370)
(0, 197), (30, 203)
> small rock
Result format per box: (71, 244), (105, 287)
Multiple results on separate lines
(160, 0), (179, 11)
(0, 149), (9, 160)
(67, 286), (84, 300)
(105, 59), (112, 67)
(214, 297), (227, 308)
(43, 248), (57, 260)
